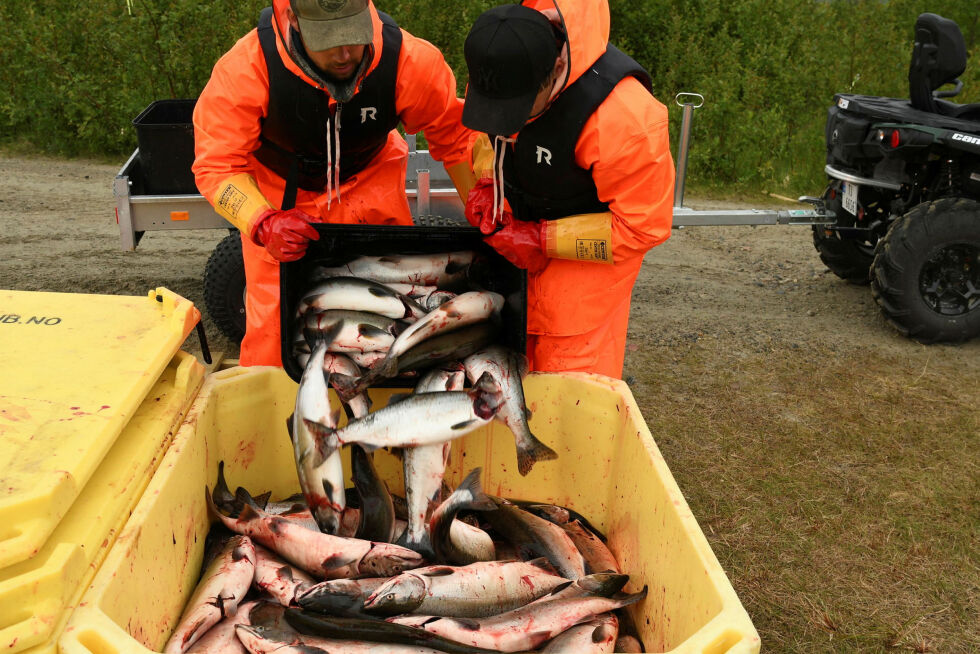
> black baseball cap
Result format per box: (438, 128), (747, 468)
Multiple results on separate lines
(463, 4), (561, 135)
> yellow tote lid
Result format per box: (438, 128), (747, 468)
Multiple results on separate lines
(0, 288), (199, 569)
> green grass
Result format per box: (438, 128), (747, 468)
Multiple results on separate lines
(630, 345), (979, 653)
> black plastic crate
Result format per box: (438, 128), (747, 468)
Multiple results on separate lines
(132, 99), (198, 195)
(279, 224), (527, 383)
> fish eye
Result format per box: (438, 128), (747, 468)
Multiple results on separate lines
(387, 593), (395, 601)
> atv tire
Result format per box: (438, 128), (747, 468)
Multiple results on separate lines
(812, 226), (874, 284)
(204, 232), (247, 344)
(871, 197), (980, 343)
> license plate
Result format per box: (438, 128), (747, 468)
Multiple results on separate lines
(842, 181), (859, 216)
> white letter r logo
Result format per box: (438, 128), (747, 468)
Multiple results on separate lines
(535, 146), (552, 165)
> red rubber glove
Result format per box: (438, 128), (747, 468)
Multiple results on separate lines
(250, 208), (320, 262)
(465, 178), (512, 235)
(485, 219), (549, 274)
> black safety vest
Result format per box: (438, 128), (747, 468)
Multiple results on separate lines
(500, 45), (652, 222)
(254, 7), (402, 199)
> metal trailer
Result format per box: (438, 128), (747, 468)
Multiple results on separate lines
(113, 94), (834, 251)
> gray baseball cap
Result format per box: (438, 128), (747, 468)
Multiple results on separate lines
(290, 0), (374, 51)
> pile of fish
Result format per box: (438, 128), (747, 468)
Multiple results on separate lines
(288, 251), (498, 381)
(162, 250), (647, 652)
(165, 465), (646, 653)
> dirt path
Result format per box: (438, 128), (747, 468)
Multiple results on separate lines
(2, 153), (977, 651)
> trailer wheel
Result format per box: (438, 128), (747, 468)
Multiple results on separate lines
(871, 197), (980, 343)
(204, 233), (247, 344)
(811, 226), (874, 284)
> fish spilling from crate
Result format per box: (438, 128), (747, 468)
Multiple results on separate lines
(163, 251), (646, 652)
(165, 463), (645, 653)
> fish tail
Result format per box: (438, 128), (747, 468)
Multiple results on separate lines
(395, 525), (435, 559)
(303, 320), (345, 351)
(616, 585), (649, 607)
(516, 431), (559, 476)
(302, 418), (338, 452)
(234, 486), (262, 511)
(330, 372), (365, 403)
(580, 572), (630, 597)
(454, 467), (497, 512)
(212, 461), (237, 514)
(379, 355), (399, 380)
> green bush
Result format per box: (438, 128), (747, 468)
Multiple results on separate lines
(0, 0), (976, 193)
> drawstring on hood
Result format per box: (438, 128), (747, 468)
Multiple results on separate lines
(491, 134), (515, 224)
(324, 104), (343, 208)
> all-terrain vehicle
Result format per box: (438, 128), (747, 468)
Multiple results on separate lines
(810, 12), (980, 342)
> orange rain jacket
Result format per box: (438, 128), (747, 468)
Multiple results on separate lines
(193, 0), (473, 365)
(500, 0), (674, 377)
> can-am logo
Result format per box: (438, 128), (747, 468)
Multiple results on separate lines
(951, 133), (980, 145)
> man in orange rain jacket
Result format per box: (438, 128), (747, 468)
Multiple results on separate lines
(461, 0), (674, 379)
(193, 0), (476, 366)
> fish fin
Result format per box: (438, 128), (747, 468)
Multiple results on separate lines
(451, 419), (477, 431)
(180, 617), (210, 647)
(524, 405), (533, 421)
(400, 294), (428, 319)
(516, 431), (559, 477)
(355, 440), (381, 453)
(285, 414), (295, 441)
(330, 372), (364, 402)
(253, 491), (272, 510)
(320, 478), (343, 512)
(302, 419), (338, 454)
(235, 487), (261, 511)
(379, 355), (399, 380)
(419, 566), (455, 577)
(386, 392), (413, 407)
(238, 502), (263, 522)
(614, 585), (649, 606)
(396, 529), (434, 559)
(304, 320), (345, 350)
(453, 617), (482, 631)
(544, 580), (574, 598)
(368, 285), (397, 298)
(514, 352), (530, 378)
(204, 486), (226, 521)
(525, 557), (561, 577)
(212, 461), (238, 515)
(358, 323), (390, 339)
(579, 573), (630, 597)
(454, 467), (497, 512)
(528, 631), (553, 646)
(594, 619), (618, 643)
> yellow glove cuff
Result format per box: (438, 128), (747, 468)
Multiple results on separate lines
(212, 173), (274, 234)
(446, 161), (477, 205)
(543, 212), (614, 264)
(471, 133), (495, 180)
